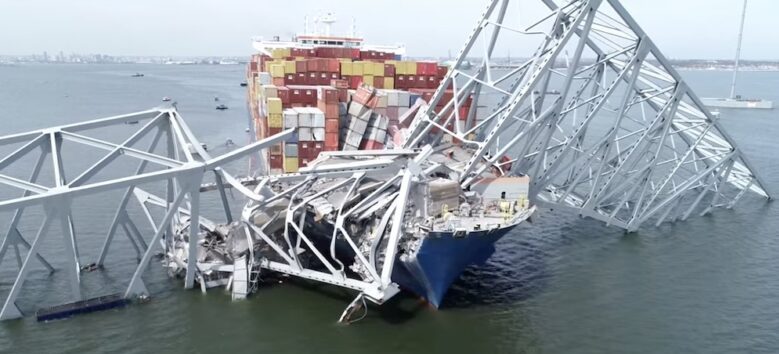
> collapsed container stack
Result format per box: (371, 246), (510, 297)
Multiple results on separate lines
(246, 44), (474, 174)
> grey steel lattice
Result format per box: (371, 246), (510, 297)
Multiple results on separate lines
(404, 0), (771, 231)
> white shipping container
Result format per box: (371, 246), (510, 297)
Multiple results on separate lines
(283, 109), (298, 128)
(376, 94), (388, 108)
(312, 128), (326, 141)
(311, 109), (326, 127)
(296, 108), (313, 127)
(345, 131), (363, 147)
(342, 143), (358, 151)
(349, 117), (368, 134)
(387, 90), (400, 107)
(377, 115), (389, 131)
(398, 92), (411, 107)
(299, 127), (313, 141)
(259, 72), (272, 85)
(348, 102), (367, 117)
(376, 129), (387, 142)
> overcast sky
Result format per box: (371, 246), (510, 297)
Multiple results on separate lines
(1, 0), (776, 59)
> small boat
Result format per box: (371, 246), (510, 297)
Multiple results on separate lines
(125, 120), (139, 125)
(216, 104), (229, 110)
(131, 73), (144, 77)
(240, 81), (248, 87)
(162, 97), (172, 102)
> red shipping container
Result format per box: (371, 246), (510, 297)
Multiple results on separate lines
(415, 76), (427, 89)
(458, 106), (471, 120)
(299, 158), (310, 168)
(325, 132), (339, 150)
(296, 60), (307, 73)
(325, 118), (340, 132)
(277, 87), (290, 105)
(296, 73), (306, 85)
(373, 76), (384, 89)
(363, 140), (384, 150)
(268, 127), (282, 135)
(437, 65), (448, 79)
(428, 76), (439, 89)
(353, 86), (375, 106)
(322, 87), (338, 104)
(249, 61), (258, 73)
(350, 48), (361, 60)
(348, 76), (362, 89)
(396, 75), (407, 89)
(308, 72), (318, 85)
(317, 101), (339, 119)
(330, 79), (348, 89)
(338, 88), (348, 102)
(327, 59), (340, 73)
(320, 72), (330, 85)
(269, 154), (283, 169)
(384, 64), (396, 77)
(298, 141), (312, 160)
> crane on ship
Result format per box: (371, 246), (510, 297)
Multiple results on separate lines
(0, 0), (770, 322)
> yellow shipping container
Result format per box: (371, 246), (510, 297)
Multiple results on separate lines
(268, 113), (283, 128)
(384, 77), (395, 89)
(269, 64), (285, 78)
(271, 48), (291, 59)
(373, 62), (384, 76)
(352, 61), (364, 76)
(267, 97), (283, 114)
(363, 75), (374, 86)
(341, 61), (353, 76)
(284, 61), (296, 74)
(405, 61), (418, 75)
(284, 157), (299, 173)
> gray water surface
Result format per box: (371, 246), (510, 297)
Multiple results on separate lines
(0, 64), (777, 354)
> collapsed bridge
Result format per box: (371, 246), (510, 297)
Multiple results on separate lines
(0, 0), (771, 321)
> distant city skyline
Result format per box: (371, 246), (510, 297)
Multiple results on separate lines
(2, 0), (778, 60)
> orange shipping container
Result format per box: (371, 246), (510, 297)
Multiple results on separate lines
(325, 132), (340, 150)
(325, 119), (340, 133)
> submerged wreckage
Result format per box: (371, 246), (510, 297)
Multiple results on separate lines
(0, 0), (772, 322)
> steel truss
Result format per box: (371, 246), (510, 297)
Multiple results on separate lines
(404, 0), (771, 231)
(0, 108), (291, 320)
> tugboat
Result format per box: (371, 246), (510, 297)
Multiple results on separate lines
(216, 104), (229, 110)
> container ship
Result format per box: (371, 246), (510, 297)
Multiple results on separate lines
(241, 14), (528, 309)
(245, 13), (473, 174)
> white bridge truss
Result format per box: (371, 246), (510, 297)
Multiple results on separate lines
(404, 0), (771, 231)
(0, 109), (292, 320)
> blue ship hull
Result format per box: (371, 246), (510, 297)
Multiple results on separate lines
(391, 226), (516, 308)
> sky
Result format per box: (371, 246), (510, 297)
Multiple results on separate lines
(1, 0), (777, 60)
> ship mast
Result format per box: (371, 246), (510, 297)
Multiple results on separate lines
(730, 0), (748, 99)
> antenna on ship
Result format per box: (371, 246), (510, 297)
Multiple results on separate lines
(304, 16), (309, 35)
(351, 18), (357, 38)
(730, 0), (748, 99)
(320, 12), (336, 37)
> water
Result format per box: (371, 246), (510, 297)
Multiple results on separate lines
(0, 64), (777, 353)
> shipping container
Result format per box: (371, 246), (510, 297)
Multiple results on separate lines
(267, 97), (283, 114)
(325, 118), (340, 132)
(284, 157), (299, 173)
